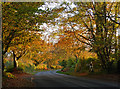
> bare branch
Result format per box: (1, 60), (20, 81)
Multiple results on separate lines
(74, 34), (92, 47)
(77, 34), (93, 42)
(108, 16), (120, 25)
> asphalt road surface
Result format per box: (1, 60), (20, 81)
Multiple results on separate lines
(30, 70), (120, 88)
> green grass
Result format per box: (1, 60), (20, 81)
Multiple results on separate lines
(56, 71), (71, 75)
(56, 70), (114, 78)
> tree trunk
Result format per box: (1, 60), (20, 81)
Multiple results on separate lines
(117, 36), (120, 73)
(97, 51), (107, 70)
(75, 55), (78, 63)
(13, 52), (17, 69)
(2, 55), (4, 76)
(114, 4), (118, 61)
(16, 59), (18, 68)
(2, 43), (5, 76)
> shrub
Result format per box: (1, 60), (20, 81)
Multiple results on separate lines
(6, 66), (23, 73)
(16, 67), (23, 71)
(86, 58), (102, 73)
(86, 58), (95, 63)
(74, 63), (81, 72)
(62, 67), (70, 72)
(6, 66), (14, 72)
(67, 58), (75, 68)
(59, 60), (67, 68)
(56, 65), (62, 69)
(4, 60), (13, 68)
(5, 72), (16, 79)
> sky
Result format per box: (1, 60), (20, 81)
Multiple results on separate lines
(38, 2), (77, 44)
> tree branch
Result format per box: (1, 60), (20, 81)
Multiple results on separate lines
(108, 16), (120, 25)
(78, 34), (93, 42)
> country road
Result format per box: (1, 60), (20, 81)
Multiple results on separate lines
(28, 70), (120, 88)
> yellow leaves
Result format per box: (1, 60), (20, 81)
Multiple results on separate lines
(18, 44), (23, 48)
(3, 17), (5, 20)
(5, 72), (16, 79)
(73, 7), (77, 11)
(3, 2), (11, 6)
(35, 64), (47, 70)
(53, 32), (58, 36)
(3, 22), (8, 26)
(115, 24), (119, 28)
(78, 51), (97, 60)
(26, 45), (30, 49)
(68, 17), (73, 22)
(60, 18), (62, 21)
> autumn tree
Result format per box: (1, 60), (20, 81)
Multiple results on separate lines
(63, 2), (120, 72)
(2, 2), (46, 73)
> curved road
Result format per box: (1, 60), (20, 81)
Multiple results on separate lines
(29, 70), (120, 88)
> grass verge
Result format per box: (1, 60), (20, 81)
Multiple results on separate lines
(56, 70), (120, 83)
(56, 71), (71, 75)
